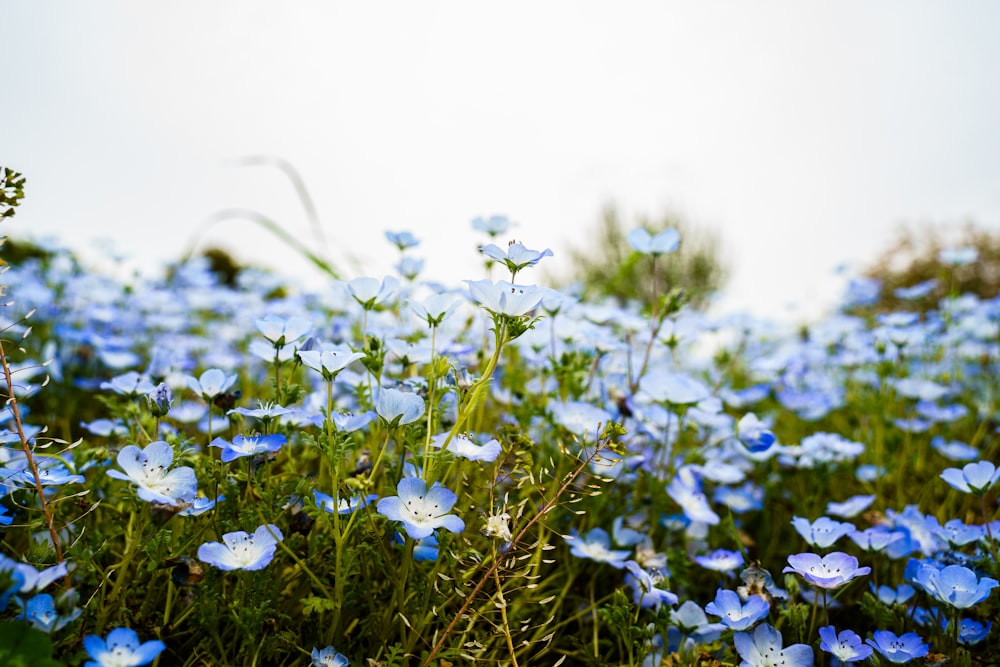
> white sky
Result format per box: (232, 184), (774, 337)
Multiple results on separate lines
(5, 1), (1000, 322)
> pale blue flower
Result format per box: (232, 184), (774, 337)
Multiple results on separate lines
(429, 432), (502, 462)
(16, 592), (81, 633)
(376, 387), (425, 426)
(871, 583), (915, 606)
(704, 588), (769, 631)
(471, 214), (512, 237)
(465, 279), (546, 317)
(624, 561), (678, 610)
(669, 600), (726, 643)
(106, 441), (197, 506)
(185, 368), (238, 401)
(694, 549), (745, 574)
(377, 477), (464, 540)
(931, 437), (979, 461)
(312, 645), (350, 666)
(177, 495), (222, 517)
(83, 627), (166, 667)
(865, 630), (928, 663)
(791, 516), (856, 549)
(298, 345), (366, 381)
(255, 314), (312, 348)
(783, 552), (870, 589)
(948, 617), (991, 646)
(197, 524), (283, 571)
(736, 413), (776, 452)
(938, 246), (978, 265)
(347, 276), (399, 310)
(408, 293), (459, 327)
(313, 490), (378, 515)
(666, 471), (720, 526)
(100, 371), (156, 397)
(627, 227), (680, 256)
(209, 433), (286, 463)
(911, 562), (998, 609)
(818, 626), (871, 663)
(941, 460), (1000, 495)
(733, 623), (813, 667)
(639, 369), (711, 405)
(566, 528), (631, 569)
(385, 230), (420, 250)
(479, 241), (553, 276)
(825, 495), (875, 519)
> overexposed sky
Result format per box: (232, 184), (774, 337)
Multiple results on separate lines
(5, 2), (1000, 321)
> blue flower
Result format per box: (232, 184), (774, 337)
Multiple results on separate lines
(704, 588), (769, 631)
(928, 518), (983, 547)
(375, 387), (426, 427)
(945, 617), (991, 646)
(940, 460), (1000, 495)
(177, 495), (222, 517)
(197, 524), (283, 571)
(385, 229), (420, 250)
(392, 531), (440, 561)
(668, 600), (726, 643)
(298, 345), (366, 381)
(818, 626), (872, 663)
(347, 276), (398, 310)
(106, 441), (197, 506)
(429, 432), (502, 462)
(627, 227), (680, 256)
(478, 241), (553, 277)
(311, 645), (350, 666)
(783, 552), (870, 589)
(377, 477), (464, 540)
(791, 516), (856, 549)
(911, 562), (998, 609)
(736, 413), (776, 452)
(666, 469), (720, 526)
(16, 592), (81, 633)
(83, 627), (166, 667)
(146, 382), (173, 417)
(825, 495), (875, 519)
(408, 293), (459, 327)
(465, 279), (546, 317)
(566, 528), (631, 569)
(733, 623), (813, 667)
(209, 433), (286, 463)
(255, 314), (313, 348)
(865, 630), (928, 664)
(624, 561), (678, 610)
(471, 214), (513, 237)
(100, 371), (156, 398)
(930, 437), (979, 461)
(871, 583), (915, 606)
(185, 368), (238, 402)
(313, 490), (378, 515)
(693, 549), (745, 575)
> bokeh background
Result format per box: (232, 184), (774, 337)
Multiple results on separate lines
(5, 1), (1000, 321)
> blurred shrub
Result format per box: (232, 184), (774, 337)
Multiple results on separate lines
(561, 204), (727, 308)
(860, 221), (1000, 313)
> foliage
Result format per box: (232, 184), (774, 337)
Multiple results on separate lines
(860, 220), (1000, 314)
(0, 184), (998, 667)
(561, 204), (726, 309)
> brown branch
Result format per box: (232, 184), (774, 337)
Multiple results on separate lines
(0, 338), (67, 586)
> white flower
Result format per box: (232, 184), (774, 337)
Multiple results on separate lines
(484, 512), (513, 541)
(106, 441), (197, 506)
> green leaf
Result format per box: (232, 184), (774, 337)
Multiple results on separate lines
(0, 622), (65, 667)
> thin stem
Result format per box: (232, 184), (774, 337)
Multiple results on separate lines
(422, 440), (611, 667)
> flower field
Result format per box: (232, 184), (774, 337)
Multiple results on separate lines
(1, 209), (998, 666)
